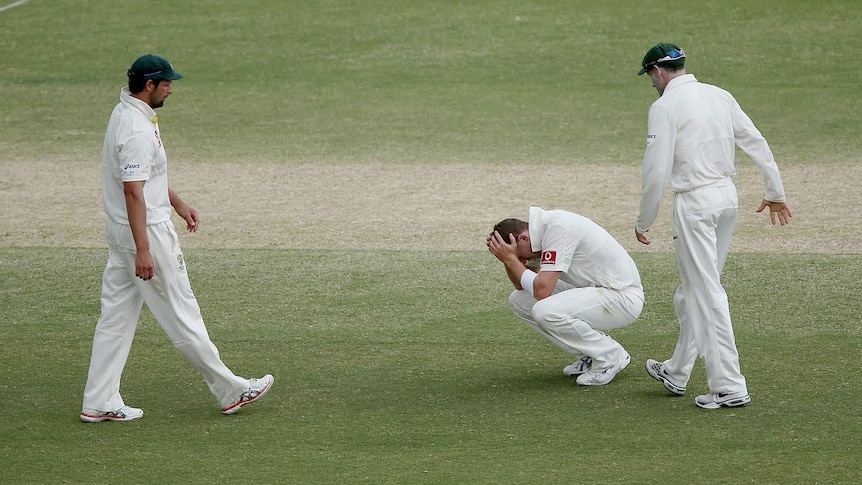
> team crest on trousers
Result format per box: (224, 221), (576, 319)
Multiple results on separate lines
(177, 253), (186, 272)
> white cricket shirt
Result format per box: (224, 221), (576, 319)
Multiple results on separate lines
(101, 87), (172, 225)
(528, 207), (642, 291)
(636, 74), (786, 234)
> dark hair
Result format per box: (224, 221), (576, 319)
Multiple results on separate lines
(128, 75), (164, 94)
(661, 64), (685, 73)
(492, 218), (528, 242)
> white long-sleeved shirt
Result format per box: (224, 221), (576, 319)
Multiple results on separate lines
(636, 74), (786, 234)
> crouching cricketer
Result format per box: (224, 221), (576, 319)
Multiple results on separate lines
(487, 207), (644, 386)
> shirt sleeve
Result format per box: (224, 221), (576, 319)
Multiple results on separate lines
(730, 97), (786, 202)
(539, 223), (578, 273)
(636, 103), (675, 234)
(117, 129), (154, 182)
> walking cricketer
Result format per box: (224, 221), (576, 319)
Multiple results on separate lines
(81, 54), (274, 422)
(634, 43), (791, 409)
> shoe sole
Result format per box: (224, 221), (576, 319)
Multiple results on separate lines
(222, 377), (274, 415)
(80, 413), (142, 423)
(645, 360), (686, 396)
(563, 369), (588, 377)
(695, 395), (751, 409)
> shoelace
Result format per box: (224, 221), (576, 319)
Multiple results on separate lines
(574, 357), (592, 372)
(650, 362), (670, 378)
(238, 388), (261, 403)
(593, 358), (626, 376)
(100, 408), (130, 418)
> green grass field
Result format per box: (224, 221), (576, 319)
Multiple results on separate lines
(2, 249), (861, 483)
(2, 0), (860, 164)
(2, 0), (861, 483)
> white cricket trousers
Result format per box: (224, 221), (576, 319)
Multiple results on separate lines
(509, 281), (643, 369)
(82, 220), (248, 411)
(663, 181), (748, 394)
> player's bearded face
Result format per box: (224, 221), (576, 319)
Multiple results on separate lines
(149, 80), (172, 108)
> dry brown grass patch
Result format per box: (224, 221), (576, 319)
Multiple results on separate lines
(0, 159), (855, 254)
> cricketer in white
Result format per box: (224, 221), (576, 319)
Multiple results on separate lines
(81, 54), (273, 422)
(635, 43), (791, 409)
(488, 207), (644, 386)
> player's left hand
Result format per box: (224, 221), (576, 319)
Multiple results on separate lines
(756, 199), (792, 226)
(487, 230), (519, 263)
(175, 204), (200, 232)
(635, 227), (651, 245)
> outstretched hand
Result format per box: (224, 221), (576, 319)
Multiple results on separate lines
(756, 199), (792, 226)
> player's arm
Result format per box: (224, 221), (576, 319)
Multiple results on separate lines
(729, 97), (782, 199)
(487, 231), (559, 300)
(500, 259), (560, 300)
(169, 188), (199, 233)
(124, 180), (154, 280)
(636, 104), (674, 244)
(728, 98), (792, 226)
(502, 263), (524, 289)
(532, 271), (561, 300)
(487, 231), (526, 288)
(501, 257), (540, 288)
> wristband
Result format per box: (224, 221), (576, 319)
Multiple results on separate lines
(520, 269), (537, 297)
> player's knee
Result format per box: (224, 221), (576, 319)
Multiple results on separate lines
(508, 289), (534, 312)
(508, 289), (525, 304)
(530, 299), (560, 330)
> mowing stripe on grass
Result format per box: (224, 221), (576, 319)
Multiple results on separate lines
(0, 0), (27, 13)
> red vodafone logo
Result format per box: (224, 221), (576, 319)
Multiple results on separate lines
(541, 251), (557, 265)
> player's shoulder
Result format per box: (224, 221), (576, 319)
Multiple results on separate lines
(111, 102), (142, 124)
(694, 79), (735, 98)
(545, 209), (586, 222)
(113, 103), (154, 130)
(548, 210), (603, 232)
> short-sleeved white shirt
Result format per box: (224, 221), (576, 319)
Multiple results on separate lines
(101, 87), (172, 225)
(528, 207), (642, 291)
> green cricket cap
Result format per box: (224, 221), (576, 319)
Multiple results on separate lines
(127, 54), (183, 81)
(637, 43), (686, 75)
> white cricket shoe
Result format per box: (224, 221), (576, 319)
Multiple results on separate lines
(80, 405), (143, 423)
(222, 374), (274, 415)
(695, 391), (751, 409)
(645, 358), (686, 396)
(576, 352), (630, 386)
(563, 357), (593, 376)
